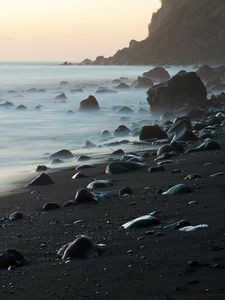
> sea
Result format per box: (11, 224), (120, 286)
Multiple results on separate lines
(0, 62), (193, 192)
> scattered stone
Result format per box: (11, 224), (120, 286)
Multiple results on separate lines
(77, 155), (90, 161)
(209, 172), (225, 177)
(163, 184), (193, 195)
(119, 186), (133, 196)
(55, 93), (67, 100)
(118, 106), (133, 114)
(27, 173), (54, 186)
(112, 149), (125, 155)
(96, 87), (116, 94)
(79, 95), (100, 111)
(116, 82), (130, 90)
(100, 129), (111, 139)
(122, 215), (160, 230)
(143, 67), (170, 83)
(0, 101), (14, 108)
(74, 188), (97, 204)
(58, 235), (105, 260)
(84, 140), (96, 148)
(132, 76), (153, 89)
(43, 203), (60, 211)
(16, 104), (27, 110)
(0, 249), (26, 269)
(36, 165), (48, 172)
(179, 224), (209, 232)
(63, 200), (76, 207)
(8, 212), (23, 221)
(87, 179), (113, 189)
(105, 161), (146, 175)
(72, 172), (89, 179)
(139, 125), (168, 140)
(114, 125), (131, 137)
(50, 149), (74, 159)
(76, 164), (93, 171)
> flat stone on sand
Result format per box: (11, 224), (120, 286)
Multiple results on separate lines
(106, 161), (146, 175)
(163, 184), (193, 195)
(122, 215), (160, 230)
(27, 173), (54, 186)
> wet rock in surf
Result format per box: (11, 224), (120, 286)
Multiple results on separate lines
(79, 95), (100, 111)
(163, 184), (193, 195)
(119, 186), (133, 196)
(51, 158), (63, 164)
(77, 155), (90, 161)
(16, 104), (27, 110)
(55, 93), (67, 100)
(58, 235), (105, 260)
(96, 87), (117, 94)
(209, 172), (225, 178)
(143, 67), (170, 83)
(36, 165), (48, 172)
(72, 171), (90, 179)
(122, 215), (160, 230)
(118, 106), (134, 114)
(116, 82), (130, 90)
(114, 125), (131, 137)
(0, 101), (14, 108)
(100, 129), (111, 139)
(8, 212), (23, 221)
(0, 249), (26, 269)
(43, 202), (60, 211)
(84, 140), (96, 148)
(132, 76), (153, 89)
(76, 164), (94, 171)
(70, 88), (84, 93)
(27, 173), (54, 186)
(106, 161), (146, 175)
(50, 149), (74, 159)
(112, 149), (125, 155)
(59, 81), (69, 86)
(139, 125), (168, 140)
(87, 179), (113, 189)
(74, 188), (97, 204)
(63, 200), (76, 207)
(186, 139), (221, 153)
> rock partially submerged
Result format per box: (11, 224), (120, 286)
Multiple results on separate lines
(163, 184), (193, 195)
(50, 149), (74, 159)
(132, 76), (153, 89)
(55, 93), (67, 101)
(143, 67), (170, 83)
(27, 173), (54, 186)
(58, 235), (105, 260)
(79, 95), (100, 111)
(114, 125), (131, 137)
(105, 161), (146, 175)
(122, 215), (160, 230)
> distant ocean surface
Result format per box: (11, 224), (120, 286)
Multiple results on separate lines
(0, 62), (192, 191)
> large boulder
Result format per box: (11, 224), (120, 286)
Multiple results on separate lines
(132, 76), (153, 89)
(79, 95), (100, 111)
(147, 71), (207, 114)
(139, 125), (168, 140)
(143, 67), (170, 83)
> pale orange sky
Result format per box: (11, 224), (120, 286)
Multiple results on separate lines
(0, 0), (161, 62)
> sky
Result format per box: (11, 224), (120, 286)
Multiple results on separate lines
(0, 0), (161, 62)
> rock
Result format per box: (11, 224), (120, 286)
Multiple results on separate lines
(119, 186), (133, 196)
(72, 172), (89, 179)
(63, 200), (76, 207)
(105, 161), (146, 175)
(58, 235), (105, 260)
(209, 172), (225, 178)
(100, 129), (111, 139)
(87, 179), (113, 189)
(186, 139), (221, 153)
(36, 165), (48, 172)
(157, 159), (175, 166)
(9, 212), (23, 221)
(148, 166), (165, 173)
(132, 76), (153, 89)
(55, 93), (67, 100)
(157, 144), (174, 156)
(147, 71), (207, 113)
(27, 173), (54, 186)
(51, 158), (63, 164)
(196, 65), (222, 84)
(179, 224), (209, 232)
(16, 104), (27, 110)
(172, 220), (191, 229)
(84, 140), (96, 148)
(122, 215), (160, 230)
(169, 119), (197, 143)
(114, 125), (131, 137)
(96, 87), (116, 94)
(184, 174), (202, 180)
(118, 106), (133, 114)
(139, 125), (168, 140)
(116, 82), (130, 89)
(112, 149), (125, 155)
(70, 88), (84, 93)
(92, 190), (119, 200)
(79, 95), (100, 111)
(143, 67), (170, 83)
(0, 101), (14, 108)
(43, 203), (60, 211)
(163, 184), (193, 195)
(0, 249), (25, 269)
(50, 149), (74, 159)
(77, 155), (90, 161)
(74, 188), (97, 204)
(76, 164), (93, 171)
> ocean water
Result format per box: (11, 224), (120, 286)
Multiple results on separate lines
(0, 62), (192, 191)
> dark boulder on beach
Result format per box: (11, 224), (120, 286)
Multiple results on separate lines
(114, 125), (131, 137)
(147, 71), (207, 114)
(74, 188), (97, 204)
(50, 149), (74, 159)
(0, 249), (26, 269)
(143, 67), (170, 83)
(79, 95), (100, 111)
(105, 161), (146, 175)
(27, 173), (54, 186)
(132, 76), (153, 89)
(9, 212), (23, 221)
(139, 125), (168, 140)
(43, 203), (60, 211)
(36, 165), (48, 172)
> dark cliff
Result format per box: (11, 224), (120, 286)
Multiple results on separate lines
(82, 0), (225, 65)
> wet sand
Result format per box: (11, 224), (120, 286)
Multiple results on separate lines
(0, 129), (225, 300)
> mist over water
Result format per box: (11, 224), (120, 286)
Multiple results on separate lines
(0, 62), (192, 191)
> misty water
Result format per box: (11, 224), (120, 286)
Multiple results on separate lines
(0, 62), (192, 191)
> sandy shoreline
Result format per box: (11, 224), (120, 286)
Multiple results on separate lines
(0, 126), (225, 299)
